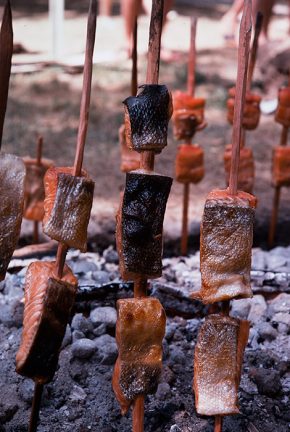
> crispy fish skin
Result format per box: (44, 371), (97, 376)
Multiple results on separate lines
(43, 167), (94, 252)
(119, 124), (140, 173)
(275, 87), (290, 127)
(123, 84), (173, 153)
(112, 298), (166, 414)
(224, 145), (254, 194)
(193, 189), (256, 304)
(23, 157), (54, 221)
(16, 261), (77, 384)
(272, 146), (290, 187)
(194, 314), (249, 416)
(0, 153), (25, 281)
(175, 144), (204, 184)
(227, 88), (261, 130)
(172, 91), (205, 141)
(116, 170), (172, 280)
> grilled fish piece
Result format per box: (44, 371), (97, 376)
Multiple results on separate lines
(272, 146), (290, 187)
(0, 153), (25, 281)
(175, 144), (204, 184)
(119, 124), (140, 173)
(227, 88), (261, 130)
(172, 91), (206, 141)
(112, 297), (166, 414)
(23, 157), (54, 221)
(16, 261), (77, 384)
(194, 314), (249, 416)
(224, 145), (254, 194)
(193, 189), (256, 304)
(116, 170), (172, 280)
(43, 167), (94, 252)
(275, 87), (290, 127)
(123, 84), (173, 153)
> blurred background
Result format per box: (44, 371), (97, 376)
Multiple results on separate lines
(3, 0), (290, 251)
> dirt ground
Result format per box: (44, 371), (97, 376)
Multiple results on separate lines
(3, 1), (290, 252)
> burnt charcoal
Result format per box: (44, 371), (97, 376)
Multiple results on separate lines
(0, 153), (25, 281)
(16, 261), (77, 383)
(123, 84), (172, 153)
(117, 171), (172, 280)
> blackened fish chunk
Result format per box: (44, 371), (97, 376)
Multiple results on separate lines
(43, 167), (94, 252)
(123, 84), (173, 153)
(16, 261), (78, 384)
(0, 153), (25, 281)
(117, 171), (172, 280)
(112, 298), (166, 414)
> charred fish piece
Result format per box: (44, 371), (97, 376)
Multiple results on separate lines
(123, 84), (173, 153)
(16, 261), (77, 383)
(224, 145), (255, 194)
(43, 166), (94, 252)
(193, 189), (256, 304)
(119, 124), (140, 173)
(0, 152), (25, 280)
(23, 157), (54, 221)
(112, 297), (166, 414)
(194, 314), (249, 416)
(172, 91), (206, 141)
(227, 88), (261, 130)
(175, 144), (204, 184)
(116, 170), (172, 280)
(272, 146), (290, 187)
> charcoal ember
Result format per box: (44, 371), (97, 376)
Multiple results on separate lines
(23, 156), (54, 221)
(112, 298), (166, 414)
(272, 146), (290, 187)
(193, 189), (256, 304)
(227, 88), (261, 130)
(224, 145), (255, 193)
(119, 124), (140, 173)
(0, 153), (25, 281)
(172, 91), (205, 140)
(123, 84), (172, 153)
(116, 171), (172, 280)
(175, 144), (204, 184)
(275, 87), (290, 127)
(194, 314), (249, 416)
(43, 167), (94, 252)
(16, 261), (78, 383)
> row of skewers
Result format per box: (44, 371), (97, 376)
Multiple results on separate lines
(0, 0), (288, 431)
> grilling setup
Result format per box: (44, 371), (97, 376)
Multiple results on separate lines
(0, 0), (288, 431)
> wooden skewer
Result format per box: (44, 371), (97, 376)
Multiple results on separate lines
(214, 415), (223, 432)
(33, 136), (43, 245)
(246, 11), (263, 92)
(229, 0), (252, 196)
(180, 17), (197, 256)
(55, 0), (97, 279)
(280, 126), (288, 146)
(29, 383), (44, 432)
(131, 16), (138, 97)
(268, 186), (280, 247)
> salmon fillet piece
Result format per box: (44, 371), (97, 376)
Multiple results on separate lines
(227, 88), (261, 130)
(272, 146), (290, 187)
(119, 124), (140, 173)
(172, 91), (205, 140)
(175, 144), (204, 184)
(224, 145), (255, 194)
(275, 87), (290, 127)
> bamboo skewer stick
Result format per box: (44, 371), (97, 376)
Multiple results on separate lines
(214, 415), (223, 432)
(55, 0), (97, 279)
(29, 383), (44, 432)
(132, 2), (164, 430)
(246, 11), (263, 92)
(0, 0), (12, 150)
(180, 17), (197, 256)
(33, 136), (43, 244)
(268, 186), (281, 247)
(229, 0), (252, 196)
(131, 17), (138, 97)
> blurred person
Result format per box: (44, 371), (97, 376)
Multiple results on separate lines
(99, 0), (113, 16)
(121, 0), (173, 57)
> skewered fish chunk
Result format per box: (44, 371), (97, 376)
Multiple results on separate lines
(23, 157), (54, 221)
(0, 153), (25, 281)
(224, 145), (254, 194)
(194, 314), (249, 416)
(227, 88), (261, 130)
(116, 170), (172, 280)
(119, 124), (140, 173)
(193, 189), (256, 304)
(275, 87), (290, 127)
(172, 91), (206, 141)
(175, 144), (204, 184)
(112, 297), (166, 414)
(43, 167), (94, 252)
(123, 84), (173, 153)
(16, 261), (77, 384)
(272, 146), (290, 187)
